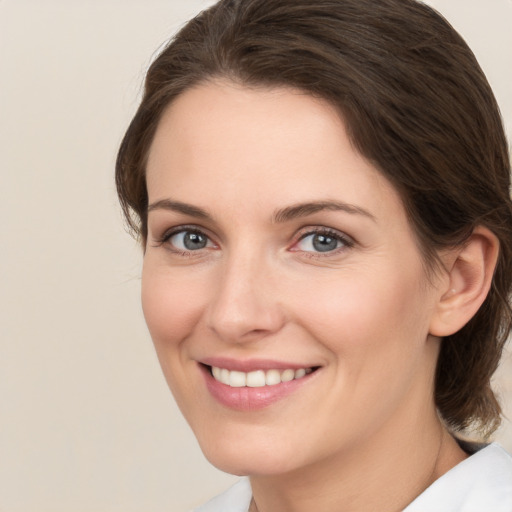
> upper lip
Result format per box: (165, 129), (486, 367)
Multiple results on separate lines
(200, 357), (320, 372)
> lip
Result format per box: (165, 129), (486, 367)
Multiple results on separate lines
(199, 359), (320, 411)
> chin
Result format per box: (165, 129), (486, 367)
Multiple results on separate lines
(197, 433), (306, 477)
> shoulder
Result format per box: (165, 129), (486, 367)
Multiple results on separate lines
(190, 478), (252, 512)
(404, 443), (512, 512)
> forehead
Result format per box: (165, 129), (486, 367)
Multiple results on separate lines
(147, 80), (347, 178)
(145, 80), (405, 226)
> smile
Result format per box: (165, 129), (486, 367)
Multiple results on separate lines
(211, 366), (314, 388)
(201, 362), (320, 411)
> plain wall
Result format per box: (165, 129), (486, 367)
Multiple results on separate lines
(0, 1), (510, 510)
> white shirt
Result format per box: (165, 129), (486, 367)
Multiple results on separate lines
(192, 443), (512, 512)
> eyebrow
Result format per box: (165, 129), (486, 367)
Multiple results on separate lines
(147, 198), (376, 223)
(272, 201), (376, 223)
(147, 199), (212, 219)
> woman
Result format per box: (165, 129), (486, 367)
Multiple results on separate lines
(116, 0), (512, 510)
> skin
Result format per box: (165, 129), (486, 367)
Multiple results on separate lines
(142, 80), (473, 512)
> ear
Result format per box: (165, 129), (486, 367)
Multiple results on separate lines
(429, 226), (499, 337)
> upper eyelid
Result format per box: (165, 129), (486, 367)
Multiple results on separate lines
(152, 224), (355, 248)
(150, 225), (214, 250)
(295, 226), (354, 243)
(152, 227), (218, 256)
(159, 224), (212, 240)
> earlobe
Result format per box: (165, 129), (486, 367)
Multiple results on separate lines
(429, 227), (499, 337)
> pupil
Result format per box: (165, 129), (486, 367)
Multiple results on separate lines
(184, 232), (207, 250)
(313, 234), (338, 252)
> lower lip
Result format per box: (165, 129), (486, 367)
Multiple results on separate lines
(201, 365), (316, 411)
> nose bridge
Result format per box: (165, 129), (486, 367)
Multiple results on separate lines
(206, 242), (284, 342)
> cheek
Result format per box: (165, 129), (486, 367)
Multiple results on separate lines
(141, 262), (205, 350)
(290, 262), (431, 360)
(140, 261), (211, 415)
(289, 265), (434, 434)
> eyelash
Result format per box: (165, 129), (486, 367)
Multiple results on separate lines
(293, 227), (354, 257)
(154, 226), (213, 255)
(154, 225), (354, 257)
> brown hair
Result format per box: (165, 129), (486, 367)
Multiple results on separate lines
(116, 0), (512, 437)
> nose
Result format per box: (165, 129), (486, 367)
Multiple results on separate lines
(205, 250), (286, 344)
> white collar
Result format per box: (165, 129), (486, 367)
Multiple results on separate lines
(404, 443), (512, 512)
(193, 443), (512, 512)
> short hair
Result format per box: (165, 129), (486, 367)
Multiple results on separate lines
(116, 0), (512, 437)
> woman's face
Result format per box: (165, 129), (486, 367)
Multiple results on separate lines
(143, 80), (446, 476)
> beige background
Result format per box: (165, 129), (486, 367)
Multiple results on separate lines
(0, 1), (510, 511)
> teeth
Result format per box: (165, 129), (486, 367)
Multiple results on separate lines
(229, 371), (246, 387)
(246, 370), (266, 388)
(265, 369), (281, 386)
(211, 366), (313, 388)
(281, 369), (295, 382)
(220, 368), (230, 385)
(295, 368), (306, 379)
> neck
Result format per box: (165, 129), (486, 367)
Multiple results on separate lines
(249, 409), (467, 512)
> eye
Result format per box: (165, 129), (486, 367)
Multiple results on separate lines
(293, 229), (352, 254)
(164, 228), (214, 252)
